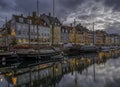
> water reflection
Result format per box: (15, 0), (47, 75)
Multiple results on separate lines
(0, 49), (120, 87)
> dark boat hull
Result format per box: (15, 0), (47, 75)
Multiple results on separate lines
(63, 47), (80, 56)
(17, 51), (62, 61)
(79, 45), (99, 53)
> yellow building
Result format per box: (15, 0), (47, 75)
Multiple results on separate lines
(76, 31), (81, 44)
(79, 32), (84, 45)
(50, 25), (61, 45)
(104, 35), (112, 46)
(95, 30), (105, 46)
(84, 32), (91, 45)
(69, 27), (75, 43)
(53, 26), (61, 44)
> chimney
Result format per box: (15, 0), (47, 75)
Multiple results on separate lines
(32, 12), (36, 17)
(49, 12), (51, 17)
(21, 14), (23, 17)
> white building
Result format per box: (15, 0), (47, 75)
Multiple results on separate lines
(7, 13), (51, 46)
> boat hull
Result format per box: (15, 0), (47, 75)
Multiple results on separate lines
(63, 47), (80, 56)
(79, 45), (99, 53)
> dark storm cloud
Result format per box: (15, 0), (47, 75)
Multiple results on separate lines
(0, 0), (85, 27)
(0, 0), (120, 35)
(0, 0), (8, 9)
(106, 22), (120, 35)
(105, 0), (120, 11)
(77, 15), (90, 20)
(58, 0), (84, 10)
(14, 0), (52, 15)
(0, 0), (16, 11)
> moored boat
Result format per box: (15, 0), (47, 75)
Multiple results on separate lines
(13, 46), (63, 61)
(63, 43), (80, 56)
(79, 45), (99, 53)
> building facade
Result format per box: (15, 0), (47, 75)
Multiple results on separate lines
(3, 12), (52, 47)
(41, 13), (61, 46)
(1, 12), (120, 47)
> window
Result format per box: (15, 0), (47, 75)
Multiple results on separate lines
(23, 24), (26, 29)
(41, 33), (44, 36)
(19, 18), (23, 22)
(18, 39), (22, 43)
(22, 30), (24, 35)
(66, 29), (68, 33)
(18, 30), (21, 35)
(17, 24), (21, 29)
(62, 29), (64, 33)
(48, 33), (49, 36)
(29, 20), (32, 24)
(23, 39), (26, 43)
(31, 32), (34, 35)
(45, 33), (46, 36)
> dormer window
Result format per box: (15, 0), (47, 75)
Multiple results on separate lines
(44, 22), (46, 26)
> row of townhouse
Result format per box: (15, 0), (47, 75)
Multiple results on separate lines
(61, 24), (120, 46)
(0, 12), (120, 47)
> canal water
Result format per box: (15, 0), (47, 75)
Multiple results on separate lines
(0, 50), (120, 87)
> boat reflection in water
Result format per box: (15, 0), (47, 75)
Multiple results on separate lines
(0, 49), (120, 87)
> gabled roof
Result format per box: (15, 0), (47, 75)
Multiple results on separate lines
(40, 14), (61, 26)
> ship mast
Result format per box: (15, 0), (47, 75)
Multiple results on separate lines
(93, 22), (95, 45)
(5, 17), (8, 50)
(51, 0), (55, 46)
(28, 14), (31, 48)
(37, 0), (39, 15)
(74, 19), (76, 45)
(36, 0), (39, 47)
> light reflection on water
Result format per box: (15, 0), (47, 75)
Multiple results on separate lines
(57, 58), (120, 87)
(0, 50), (120, 87)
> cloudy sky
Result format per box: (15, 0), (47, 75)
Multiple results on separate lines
(0, 0), (120, 34)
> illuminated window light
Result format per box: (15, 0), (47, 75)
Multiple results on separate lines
(18, 39), (22, 43)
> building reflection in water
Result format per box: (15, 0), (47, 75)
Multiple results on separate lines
(0, 49), (120, 87)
